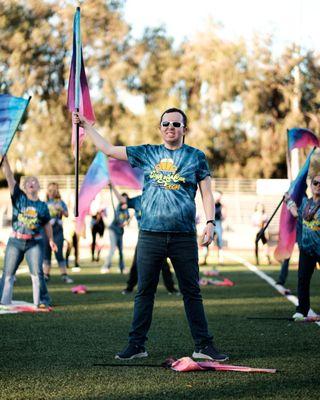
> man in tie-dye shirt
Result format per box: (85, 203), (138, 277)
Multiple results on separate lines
(73, 107), (228, 362)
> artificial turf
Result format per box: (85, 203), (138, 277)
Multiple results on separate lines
(0, 255), (319, 400)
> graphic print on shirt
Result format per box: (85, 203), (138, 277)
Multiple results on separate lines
(17, 207), (38, 230)
(149, 158), (185, 190)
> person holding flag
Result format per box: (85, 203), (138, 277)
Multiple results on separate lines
(285, 173), (320, 319)
(72, 107), (228, 362)
(0, 156), (57, 308)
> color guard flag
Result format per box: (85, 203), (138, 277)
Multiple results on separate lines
(0, 94), (30, 162)
(274, 147), (316, 261)
(287, 128), (319, 152)
(67, 7), (95, 152)
(76, 152), (110, 233)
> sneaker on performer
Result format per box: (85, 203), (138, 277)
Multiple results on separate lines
(115, 344), (148, 360)
(121, 288), (133, 295)
(292, 312), (305, 321)
(61, 274), (74, 284)
(101, 266), (110, 274)
(192, 344), (229, 361)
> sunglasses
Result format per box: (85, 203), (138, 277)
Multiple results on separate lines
(312, 180), (320, 187)
(160, 121), (184, 128)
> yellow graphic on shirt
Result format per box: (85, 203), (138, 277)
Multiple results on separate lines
(150, 158), (185, 190)
(303, 218), (320, 231)
(18, 207), (38, 230)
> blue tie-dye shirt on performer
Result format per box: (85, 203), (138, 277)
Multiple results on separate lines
(11, 184), (51, 236)
(126, 144), (211, 233)
(127, 196), (142, 227)
(297, 197), (320, 257)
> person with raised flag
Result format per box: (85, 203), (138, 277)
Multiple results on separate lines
(72, 107), (228, 362)
(0, 156), (57, 308)
(285, 173), (320, 320)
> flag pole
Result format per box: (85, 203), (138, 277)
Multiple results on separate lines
(0, 96), (32, 168)
(74, 5), (81, 217)
(255, 196), (285, 244)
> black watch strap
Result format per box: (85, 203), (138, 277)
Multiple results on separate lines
(206, 220), (216, 226)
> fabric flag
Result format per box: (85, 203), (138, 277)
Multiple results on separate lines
(274, 148), (316, 261)
(108, 158), (144, 189)
(76, 152), (109, 233)
(169, 357), (276, 373)
(0, 94), (30, 160)
(67, 7), (95, 152)
(287, 128), (319, 152)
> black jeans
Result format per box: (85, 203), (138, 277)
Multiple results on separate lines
(128, 230), (213, 349)
(296, 249), (320, 316)
(126, 245), (176, 292)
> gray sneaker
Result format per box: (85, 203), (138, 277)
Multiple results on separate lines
(115, 344), (148, 360)
(192, 344), (229, 361)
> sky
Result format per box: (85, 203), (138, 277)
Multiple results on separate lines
(123, 0), (320, 54)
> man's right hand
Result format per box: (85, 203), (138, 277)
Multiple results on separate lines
(72, 112), (91, 128)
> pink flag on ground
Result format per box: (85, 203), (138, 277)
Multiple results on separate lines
(108, 158), (144, 189)
(170, 357), (276, 373)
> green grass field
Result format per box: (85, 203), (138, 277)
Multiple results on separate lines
(0, 254), (319, 400)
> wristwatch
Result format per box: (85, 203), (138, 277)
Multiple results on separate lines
(206, 220), (216, 226)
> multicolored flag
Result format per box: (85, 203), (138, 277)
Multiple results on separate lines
(0, 94), (30, 162)
(76, 152), (109, 233)
(67, 7), (95, 151)
(108, 158), (144, 189)
(274, 148), (316, 261)
(287, 128), (319, 152)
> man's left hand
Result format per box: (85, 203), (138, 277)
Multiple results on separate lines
(200, 224), (215, 247)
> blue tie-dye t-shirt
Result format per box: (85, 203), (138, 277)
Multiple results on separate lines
(46, 199), (68, 230)
(109, 204), (130, 235)
(297, 197), (320, 257)
(126, 144), (211, 233)
(127, 195), (142, 227)
(11, 184), (51, 236)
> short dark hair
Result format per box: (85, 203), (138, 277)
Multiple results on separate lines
(160, 108), (188, 128)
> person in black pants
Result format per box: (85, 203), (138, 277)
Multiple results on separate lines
(122, 194), (178, 295)
(73, 107), (228, 362)
(91, 211), (105, 262)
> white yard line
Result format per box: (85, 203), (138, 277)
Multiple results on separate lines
(224, 251), (320, 327)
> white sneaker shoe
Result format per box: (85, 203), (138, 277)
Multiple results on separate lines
(292, 312), (305, 321)
(100, 267), (110, 274)
(62, 275), (74, 284)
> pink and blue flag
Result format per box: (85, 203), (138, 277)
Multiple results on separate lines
(287, 128), (319, 152)
(67, 7), (95, 151)
(108, 159), (144, 189)
(274, 147), (316, 261)
(76, 152), (109, 233)
(0, 94), (30, 161)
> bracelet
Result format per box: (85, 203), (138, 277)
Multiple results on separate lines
(206, 220), (216, 226)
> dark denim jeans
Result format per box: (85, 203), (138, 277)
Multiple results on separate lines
(296, 249), (320, 316)
(128, 230), (213, 349)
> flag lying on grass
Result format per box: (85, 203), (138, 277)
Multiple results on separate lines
(287, 128), (319, 152)
(0, 94), (30, 162)
(108, 158), (144, 189)
(274, 148), (316, 261)
(76, 152), (109, 233)
(67, 6), (95, 152)
(168, 357), (276, 373)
